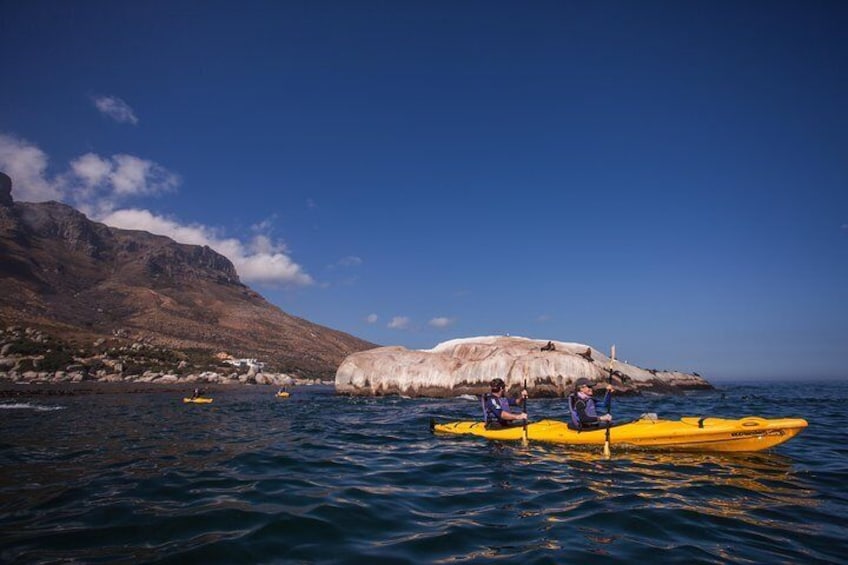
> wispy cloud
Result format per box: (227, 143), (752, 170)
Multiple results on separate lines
(428, 317), (455, 328)
(388, 316), (410, 330)
(92, 95), (139, 125)
(0, 132), (312, 286)
(365, 313), (378, 324)
(328, 255), (363, 270)
(338, 256), (362, 267)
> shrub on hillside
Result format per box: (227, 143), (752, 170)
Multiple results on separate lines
(39, 350), (75, 372)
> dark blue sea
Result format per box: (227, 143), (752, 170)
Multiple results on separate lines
(1, 381), (846, 564)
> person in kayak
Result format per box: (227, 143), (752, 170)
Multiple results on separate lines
(482, 378), (528, 428)
(568, 378), (613, 430)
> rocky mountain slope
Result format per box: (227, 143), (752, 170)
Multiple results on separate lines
(0, 172), (376, 379)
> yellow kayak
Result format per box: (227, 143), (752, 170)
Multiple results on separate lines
(432, 415), (807, 452)
(275, 392), (290, 398)
(183, 397), (213, 404)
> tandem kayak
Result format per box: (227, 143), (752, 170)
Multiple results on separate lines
(431, 415), (807, 452)
(183, 397), (213, 404)
(275, 392), (290, 398)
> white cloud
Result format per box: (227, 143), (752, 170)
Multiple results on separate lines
(428, 317), (455, 328)
(69, 153), (180, 207)
(71, 153), (112, 187)
(93, 95), (139, 125)
(111, 154), (177, 195)
(366, 313), (378, 324)
(388, 316), (410, 330)
(0, 134), (63, 201)
(537, 314), (551, 323)
(0, 132), (313, 287)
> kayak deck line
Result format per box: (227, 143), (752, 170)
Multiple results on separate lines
(432, 415), (808, 452)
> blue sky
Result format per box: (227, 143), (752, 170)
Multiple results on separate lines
(1, 1), (846, 380)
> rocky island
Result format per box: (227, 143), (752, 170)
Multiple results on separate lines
(335, 336), (711, 397)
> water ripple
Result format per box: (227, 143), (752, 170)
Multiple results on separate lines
(0, 383), (846, 563)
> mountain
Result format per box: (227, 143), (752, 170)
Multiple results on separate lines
(0, 172), (376, 379)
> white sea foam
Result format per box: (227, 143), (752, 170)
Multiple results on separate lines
(0, 402), (65, 412)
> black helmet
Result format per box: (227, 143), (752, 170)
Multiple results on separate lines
(574, 377), (592, 390)
(490, 378), (505, 391)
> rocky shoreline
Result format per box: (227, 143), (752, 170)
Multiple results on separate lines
(0, 381), (334, 399)
(0, 325), (330, 389)
(0, 370), (330, 387)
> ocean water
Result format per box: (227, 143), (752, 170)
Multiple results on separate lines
(1, 381), (846, 564)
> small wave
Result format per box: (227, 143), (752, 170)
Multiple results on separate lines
(0, 402), (66, 412)
(456, 394), (478, 401)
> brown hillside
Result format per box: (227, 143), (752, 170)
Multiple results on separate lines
(0, 172), (376, 378)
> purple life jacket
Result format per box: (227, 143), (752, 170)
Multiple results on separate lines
(568, 392), (599, 430)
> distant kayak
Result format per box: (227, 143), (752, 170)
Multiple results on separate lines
(432, 415), (807, 452)
(183, 397), (213, 404)
(275, 392), (290, 398)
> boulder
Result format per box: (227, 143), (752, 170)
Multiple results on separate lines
(335, 336), (711, 397)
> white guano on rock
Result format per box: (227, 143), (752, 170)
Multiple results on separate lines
(334, 336), (711, 397)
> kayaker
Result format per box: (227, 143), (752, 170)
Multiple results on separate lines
(482, 378), (528, 428)
(568, 378), (613, 430)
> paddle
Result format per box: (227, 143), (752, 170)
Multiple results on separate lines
(521, 379), (528, 445)
(604, 345), (615, 459)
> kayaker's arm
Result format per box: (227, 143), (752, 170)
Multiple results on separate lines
(485, 396), (526, 422)
(506, 390), (528, 409)
(499, 408), (527, 422)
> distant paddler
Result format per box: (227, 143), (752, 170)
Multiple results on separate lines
(275, 387), (290, 398)
(184, 387), (213, 404)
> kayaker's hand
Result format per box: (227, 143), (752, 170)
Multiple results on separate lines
(599, 414), (612, 423)
(521, 389), (528, 399)
(606, 385), (614, 393)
